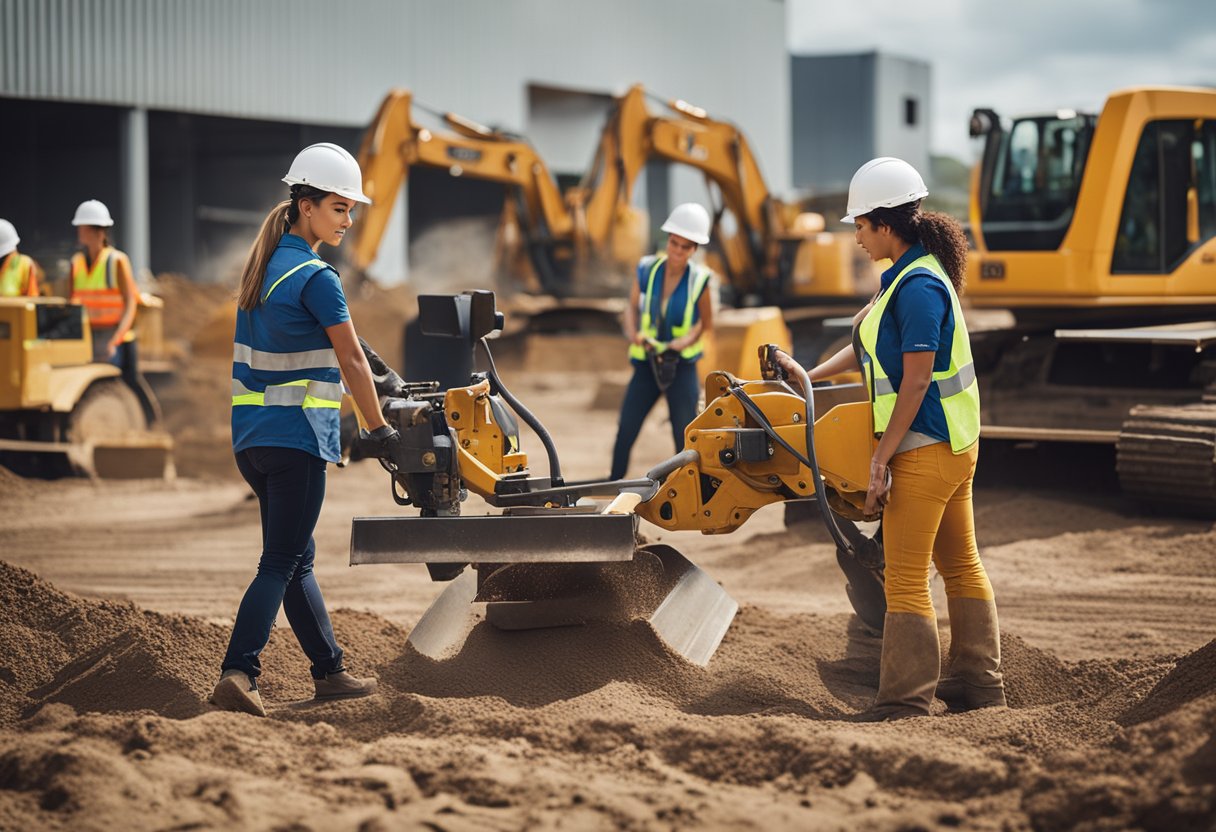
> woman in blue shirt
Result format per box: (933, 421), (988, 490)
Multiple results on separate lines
(610, 203), (715, 480)
(777, 158), (1005, 721)
(211, 143), (399, 717)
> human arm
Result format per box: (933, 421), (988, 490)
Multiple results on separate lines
(26, 259), (42, 297)
(864, 350), (935, 513)
(107, 254), (139, 357)
(325, 320), (389, 432)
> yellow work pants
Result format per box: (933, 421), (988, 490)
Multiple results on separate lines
(883, 441), (993, 617)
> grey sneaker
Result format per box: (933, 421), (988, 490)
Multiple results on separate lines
(210, 669), (267, 717)
(313, 670), (378, 701)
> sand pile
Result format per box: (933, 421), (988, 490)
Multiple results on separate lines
(2, 559), (1214, 829)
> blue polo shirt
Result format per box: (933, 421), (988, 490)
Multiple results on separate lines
(632, 255), (708, 366)
(874, 243), (954, 445)
(232, 233), (350, 462)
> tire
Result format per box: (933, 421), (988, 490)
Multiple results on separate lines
(68, 380), (147, 445)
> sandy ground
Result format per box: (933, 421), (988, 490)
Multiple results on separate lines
(1, 277), (1215, 830)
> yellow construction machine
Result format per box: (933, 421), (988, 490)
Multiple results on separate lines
(0, 297), (173, 478)
(348, 291), (883, 665)
(967, 86), (1216, 515)
(353, 85), (867, 305)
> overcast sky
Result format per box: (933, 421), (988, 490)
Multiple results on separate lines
(788, 0), (1216, 160)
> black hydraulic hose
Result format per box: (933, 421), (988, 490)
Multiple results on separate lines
(727, 355), (856, 557)
(477, 337), (563, 487)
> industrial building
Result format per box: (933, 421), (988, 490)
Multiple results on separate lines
(0, 0), (789, 286)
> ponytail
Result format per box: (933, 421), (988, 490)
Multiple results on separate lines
(864, 202), (970, 293)
(236, 200), (290, 311)
(913, 211), (969, 293)
(236, 185), (332, 311)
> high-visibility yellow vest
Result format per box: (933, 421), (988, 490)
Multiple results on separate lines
(627, 256), (712, 361)
(0, 253), (37, 297)
(70, 247), (135, 339)
(857, 253), (980, 453)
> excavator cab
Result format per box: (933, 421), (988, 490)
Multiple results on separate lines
(970, 106), (1098, 253)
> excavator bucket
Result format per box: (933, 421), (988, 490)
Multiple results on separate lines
(351, 513), (738, 666)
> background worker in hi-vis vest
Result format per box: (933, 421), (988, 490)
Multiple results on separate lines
(610, 203), (715, 481)
(776, 157), (1006, 722)
(0, 219), (43, 297)
(68, 200), (140, 388)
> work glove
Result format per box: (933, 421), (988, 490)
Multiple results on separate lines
(359, 424), (402, 461)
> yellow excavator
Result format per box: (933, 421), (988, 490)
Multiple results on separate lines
(966, 86), (1216, 515)
(348, 291), (883, 665)
(351, 87), (872, 337)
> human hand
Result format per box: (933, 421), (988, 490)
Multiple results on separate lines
(105, 341), (118, 359)
(359, 424), (402, 460)
(632, 331), (648, 347)
(865, 457), (892, 515)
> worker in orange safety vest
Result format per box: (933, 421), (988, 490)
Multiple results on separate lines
(68, 200), (141, 387)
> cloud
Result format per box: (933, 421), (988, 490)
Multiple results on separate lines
(788, 0), (1216, 158)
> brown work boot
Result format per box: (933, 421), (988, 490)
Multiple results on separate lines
(210, 669), (267, 717)
(855, 612), (940, 722)
(937, 597), (1007, 712)
(314, 670), (378, 701)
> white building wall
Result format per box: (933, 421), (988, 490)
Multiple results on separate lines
(873, 53), (931, 183)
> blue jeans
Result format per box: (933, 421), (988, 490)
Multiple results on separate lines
(610, 359), (700, 480)
(222, 447), (345, 681)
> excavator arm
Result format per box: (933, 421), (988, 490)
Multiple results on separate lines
(352, 89), (572, 275)
(571, 85), (829, 302)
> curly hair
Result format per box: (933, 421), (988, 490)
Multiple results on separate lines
(865, 201), (969, 293)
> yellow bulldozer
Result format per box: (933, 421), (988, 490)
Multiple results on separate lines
(966, 85), (1216, 515)
(0, 296), (173, 479)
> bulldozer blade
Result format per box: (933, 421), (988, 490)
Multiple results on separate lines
(406, 568), (481, 659)
(477, 544), (737, 667)
(91, 436), (175, 480)
(644, 544), (739, 667)
(350, 513), (639, 566)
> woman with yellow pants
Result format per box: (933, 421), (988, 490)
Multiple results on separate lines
(778, 157), (1005, 720)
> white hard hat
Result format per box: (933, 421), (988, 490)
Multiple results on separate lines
(72, 199), (115, 227)
(282, 142), (371, 205)
(0, 219), (19, 258)
(661, 202), (711, 245)
(841, 157), (929, 223)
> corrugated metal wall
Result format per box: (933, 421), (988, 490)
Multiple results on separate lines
(1, 0), (790, 189)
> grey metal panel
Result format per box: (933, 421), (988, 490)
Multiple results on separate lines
(791, 53), (875, 193)
(1, 0), (788, 189)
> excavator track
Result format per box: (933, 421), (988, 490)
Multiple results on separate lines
(1116, 402), (1216, 518)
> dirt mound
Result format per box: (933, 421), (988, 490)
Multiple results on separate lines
(1119, 637), (1216, 726)
(3, 561), (1215, 829)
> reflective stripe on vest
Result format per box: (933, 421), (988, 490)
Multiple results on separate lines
(0, 253), (35, 297)
(70, 248), (128, 329)
(264, 258), (325, 302)
(231, 378), (343, 409)
(626, 256), (712, 361)
(857, 254), (980, 453)
(233, 343), (339, 372)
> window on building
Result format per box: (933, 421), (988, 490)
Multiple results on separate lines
(1113, 119), (1216, 273)
(904, 97), (918, 127)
